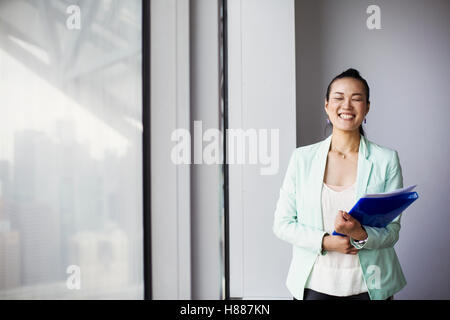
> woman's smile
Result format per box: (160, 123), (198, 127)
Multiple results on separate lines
(338, 113), (356, 120)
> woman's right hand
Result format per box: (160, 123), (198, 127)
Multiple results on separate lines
(322, 235), (359, 255)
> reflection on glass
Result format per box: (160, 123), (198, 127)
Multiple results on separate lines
(0, 0), (143, 299)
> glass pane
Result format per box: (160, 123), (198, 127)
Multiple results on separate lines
(0, 0), (143, 299)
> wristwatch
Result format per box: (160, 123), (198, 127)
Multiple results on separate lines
(356, 227), (368, 245)
(356, 238), (368, 245)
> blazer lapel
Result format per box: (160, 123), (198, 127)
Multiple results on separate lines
(308, 134), (372, 230)
(356, 134), (373, 200)
(309, 134), (332, 230)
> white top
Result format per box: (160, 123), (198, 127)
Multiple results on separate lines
(305, 181), (368, 296)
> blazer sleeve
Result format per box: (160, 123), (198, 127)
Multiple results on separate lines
(272, 149), (328, 255)
(351, 150), (403, 250)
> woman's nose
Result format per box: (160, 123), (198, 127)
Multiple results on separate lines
(341, 98), (351, 108)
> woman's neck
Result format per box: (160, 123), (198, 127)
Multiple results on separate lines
(330, 129), (361, 154)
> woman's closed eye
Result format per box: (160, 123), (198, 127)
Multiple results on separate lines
(332, 97), (363, 101)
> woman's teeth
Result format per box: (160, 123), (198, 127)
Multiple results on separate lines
(339, 114), (355, 120)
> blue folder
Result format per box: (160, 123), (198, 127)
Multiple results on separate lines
(332, 190), (419, 236)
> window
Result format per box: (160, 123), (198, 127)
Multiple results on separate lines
(0, 0), (144, 299)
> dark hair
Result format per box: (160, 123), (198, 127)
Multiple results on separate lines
(325, 68), (370, 137)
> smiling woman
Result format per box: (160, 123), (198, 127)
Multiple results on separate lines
(325, 68), (370, 138)
(273, 68), (407, 300)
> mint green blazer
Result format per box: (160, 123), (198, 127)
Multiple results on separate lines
(273, 134), (407, 300)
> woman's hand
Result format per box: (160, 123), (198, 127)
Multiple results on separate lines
(322, 235), (359, 255)
(334, 210), (368, 240)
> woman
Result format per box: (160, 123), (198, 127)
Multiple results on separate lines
(273, 68), (406, 300)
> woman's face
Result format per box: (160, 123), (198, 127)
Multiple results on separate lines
(325, 77), (370, 133)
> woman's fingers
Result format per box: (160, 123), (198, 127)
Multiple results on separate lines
(342, 211), (352, 220)
(345, 238), (359, 254)
(329, 236), (359, 254)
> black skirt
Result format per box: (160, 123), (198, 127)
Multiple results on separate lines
(293, 288), (393, 300)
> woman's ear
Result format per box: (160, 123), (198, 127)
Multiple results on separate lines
(366, 102), (370, 116)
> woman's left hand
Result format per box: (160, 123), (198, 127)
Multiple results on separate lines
(334, 210), (367, 240)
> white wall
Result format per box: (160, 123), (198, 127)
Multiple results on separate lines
(190, 0), (224, 300)
(229, 0), (450, 300)
(151, 0), (225, 300)
(150, 0), (450, 300)
(295, 0), (450, 299)
(151, 0), (191, 299)
(228, 0), (297, 299)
